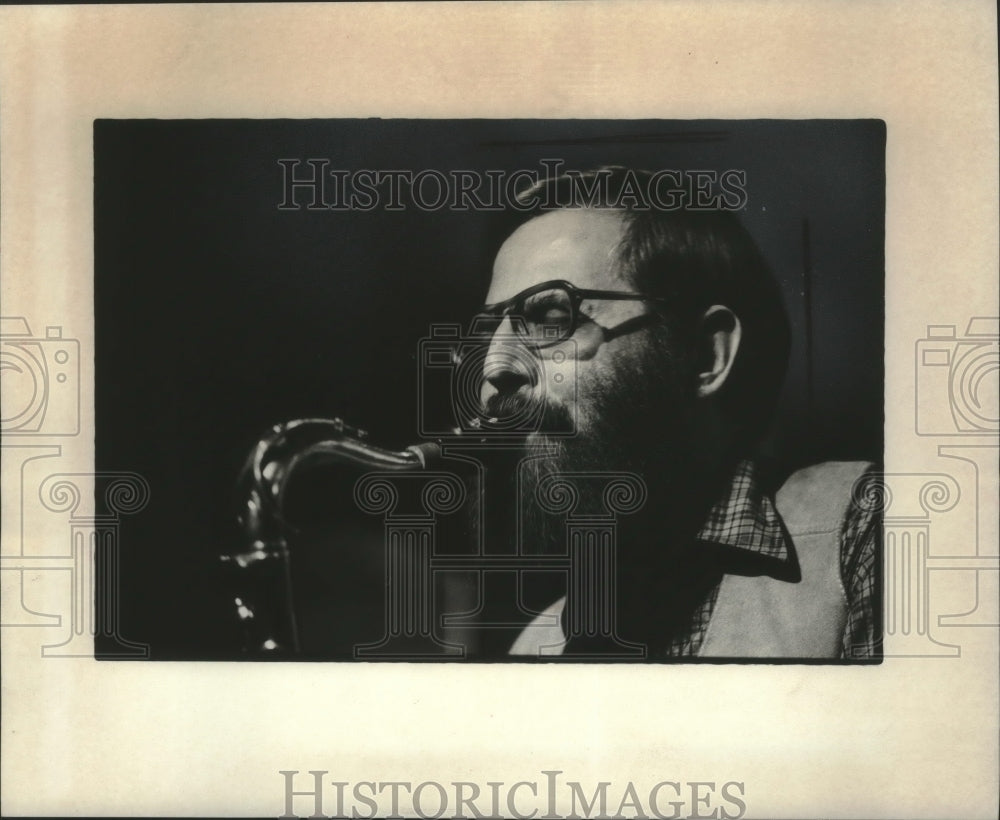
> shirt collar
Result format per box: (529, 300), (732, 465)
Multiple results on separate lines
(694, 458), (790, 562)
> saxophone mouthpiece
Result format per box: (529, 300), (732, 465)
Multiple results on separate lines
(405, 441), (443, 468)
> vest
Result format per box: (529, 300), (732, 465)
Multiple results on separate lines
(508, 461), (873, 659)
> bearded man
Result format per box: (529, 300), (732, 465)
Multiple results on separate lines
(472, 169), (881, 660)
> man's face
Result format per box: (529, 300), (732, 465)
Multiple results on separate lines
(482, 208), (673, 443)
(480, 208), (696, 488)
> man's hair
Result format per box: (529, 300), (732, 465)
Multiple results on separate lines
(506, 166), (792, 448)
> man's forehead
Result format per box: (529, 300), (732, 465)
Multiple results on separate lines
(487, 208), (626, 303)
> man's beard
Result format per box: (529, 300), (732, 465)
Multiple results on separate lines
(482, 334), (698, 558)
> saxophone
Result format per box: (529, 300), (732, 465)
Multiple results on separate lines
(221, 418), (442, 655)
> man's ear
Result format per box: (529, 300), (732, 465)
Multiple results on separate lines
(696, 305), (742, 398)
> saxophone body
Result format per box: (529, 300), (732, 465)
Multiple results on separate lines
(221, 418), (442, 655)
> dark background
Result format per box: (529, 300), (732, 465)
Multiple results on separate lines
(95, 119), (884, 659)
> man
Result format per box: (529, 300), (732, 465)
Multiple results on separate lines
(473, 168), (881, 660)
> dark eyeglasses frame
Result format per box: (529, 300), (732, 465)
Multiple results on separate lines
(478, 279), (669, 349)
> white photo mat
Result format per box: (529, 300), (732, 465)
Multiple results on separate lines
(1, 3), (997, 818)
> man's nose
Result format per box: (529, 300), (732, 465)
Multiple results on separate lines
(482, 315), (535, 396)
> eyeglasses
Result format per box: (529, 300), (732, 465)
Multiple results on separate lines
(472, 279), (668, 349)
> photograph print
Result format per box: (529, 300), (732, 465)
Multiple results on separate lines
(93, 118), (885, 662)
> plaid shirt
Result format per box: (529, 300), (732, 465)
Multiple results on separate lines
(664, 459), (882, 658)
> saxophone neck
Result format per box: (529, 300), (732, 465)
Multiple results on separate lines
(237, 417), (440, 536)
(225, 417), (441, 656)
